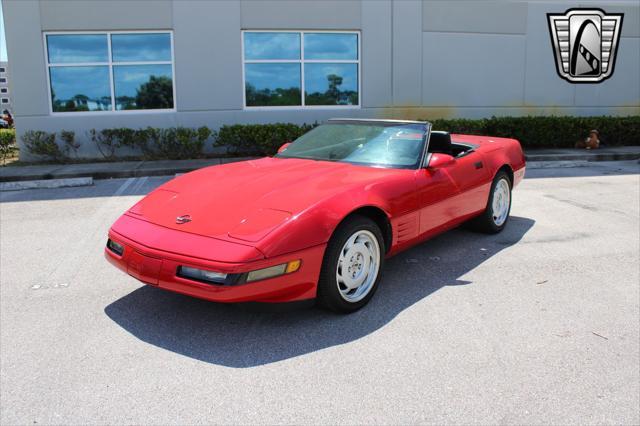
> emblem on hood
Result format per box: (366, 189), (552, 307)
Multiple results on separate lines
(176, 215), (192, 224)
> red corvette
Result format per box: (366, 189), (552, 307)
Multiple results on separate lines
(105, 119), (525, 313)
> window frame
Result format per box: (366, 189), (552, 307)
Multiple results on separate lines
(241, 30), (361, 110)
(1, 98), (9, 104)
(43, 30), (176, 115)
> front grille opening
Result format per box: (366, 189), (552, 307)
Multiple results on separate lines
(107, 239), (124, 256)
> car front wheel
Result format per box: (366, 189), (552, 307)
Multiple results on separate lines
(317, 216), (385, 313)
(468, 171), (512, 234)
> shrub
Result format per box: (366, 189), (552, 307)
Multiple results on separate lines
(215, 122), (316, 156)
(90, 128), (152, 159)
(129, 129), (154, 158)
(427, 115), (640, 149)
(148, 126), (212, 160)
(90, 126), (211, 160)
(22, 130), (64, 161)
(90, 128), (119, 160)
(0, 129), (18, 165)
(60, 130), (80, 158)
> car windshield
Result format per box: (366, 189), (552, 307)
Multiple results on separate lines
(275, 121), (427, 169)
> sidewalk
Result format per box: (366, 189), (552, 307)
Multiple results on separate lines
(0, 157), (253, 183)
(1, 146), (638, 183)
(524, 146), (640, 162)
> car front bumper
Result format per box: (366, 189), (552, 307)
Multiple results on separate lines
(105, 216), (326, 304)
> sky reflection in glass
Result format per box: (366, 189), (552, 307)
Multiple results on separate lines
(244, 32), (300, 60)
(47, 34), (108, 63)
(113, 64), (173, 110)
(304, 33), (358, 60)
(49, 66), (111, 112)
(305, 63), (358, 105)
(245, 63), (301, 106)
(111, 33), (171, 62)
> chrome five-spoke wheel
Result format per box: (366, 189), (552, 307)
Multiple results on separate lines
(336, 230), (381, 303)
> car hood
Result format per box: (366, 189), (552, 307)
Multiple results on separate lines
(127, 157), (404, 243)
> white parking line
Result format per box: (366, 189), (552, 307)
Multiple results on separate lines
(129, 176), (149, 195)
(113, 177), (136, 197)
(39, 177), (146, 289)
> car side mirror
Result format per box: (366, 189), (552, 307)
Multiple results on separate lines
(277, 142), (291, 153)
(427, 153), (455, 169)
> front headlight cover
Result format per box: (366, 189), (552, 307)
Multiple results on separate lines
(178, 266), (227, 284)
(107, 239), (124, 256)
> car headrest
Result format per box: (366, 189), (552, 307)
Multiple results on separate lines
(428, 131), (452, 155)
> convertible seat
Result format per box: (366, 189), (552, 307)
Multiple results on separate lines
(428, 131), (452, 156)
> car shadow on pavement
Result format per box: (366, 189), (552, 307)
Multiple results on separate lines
(105, 216), (534, 368)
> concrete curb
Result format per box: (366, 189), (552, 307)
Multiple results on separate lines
(525, 152), (640, 162)
(0, 177), (93, 191)
(526, 161), (591, 169)
(0, 157), (255, 183)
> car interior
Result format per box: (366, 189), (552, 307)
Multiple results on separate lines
(428, 131), (475, 157)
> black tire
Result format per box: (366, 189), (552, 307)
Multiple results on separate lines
(317, 215), (385, 313)
(467, 171), (512, 234)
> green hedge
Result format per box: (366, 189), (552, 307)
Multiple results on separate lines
(429, 116), (640, 149)
(215, 123), (315, 156)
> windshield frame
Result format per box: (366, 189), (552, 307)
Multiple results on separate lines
(275, 119), (433, 170)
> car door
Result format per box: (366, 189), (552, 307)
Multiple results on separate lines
(443, 150), (491, 216)
(415, 150), (490, 235)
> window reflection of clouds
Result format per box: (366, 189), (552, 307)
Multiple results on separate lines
(49, 66), (110, 112)
(246, 63), (300, 91)
(304, 33), (358, 60)
(111, 34), (171, 62)
(244, 32), (300, 60)
(47, 35), (108, 63)
(114, 64), (172, 96)
(114, 65), (173, 110)
(46, 32), (174, 112)
(245, 63), (301, 106)
(243, 31), (359, 107)
(305, 63), (358, 93)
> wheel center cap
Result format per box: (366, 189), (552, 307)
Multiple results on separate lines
(348, 253), (365, 278)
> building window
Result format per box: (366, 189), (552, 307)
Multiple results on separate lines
(44, 32), (175, 113)
(0, 67), (5, 73)
(242, 31), (360, 108)
(0, 88), (7, 94)
(1, 98), (8, 104)
(0, 78), (6, 83)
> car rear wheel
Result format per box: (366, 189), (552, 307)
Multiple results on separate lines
(317, 216), (385, 313)
(468, 171), (512, 234)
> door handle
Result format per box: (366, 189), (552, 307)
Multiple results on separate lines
(474, 161), (483, 169)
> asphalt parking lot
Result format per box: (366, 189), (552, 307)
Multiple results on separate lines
(1, 161), (639, 425)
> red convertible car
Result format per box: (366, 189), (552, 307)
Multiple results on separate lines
(105, 119), (525, 313)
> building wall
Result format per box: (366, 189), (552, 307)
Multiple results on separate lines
(2, 0), (639, 159)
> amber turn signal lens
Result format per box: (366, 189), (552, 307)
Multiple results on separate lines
(286, 259), (301, 274)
